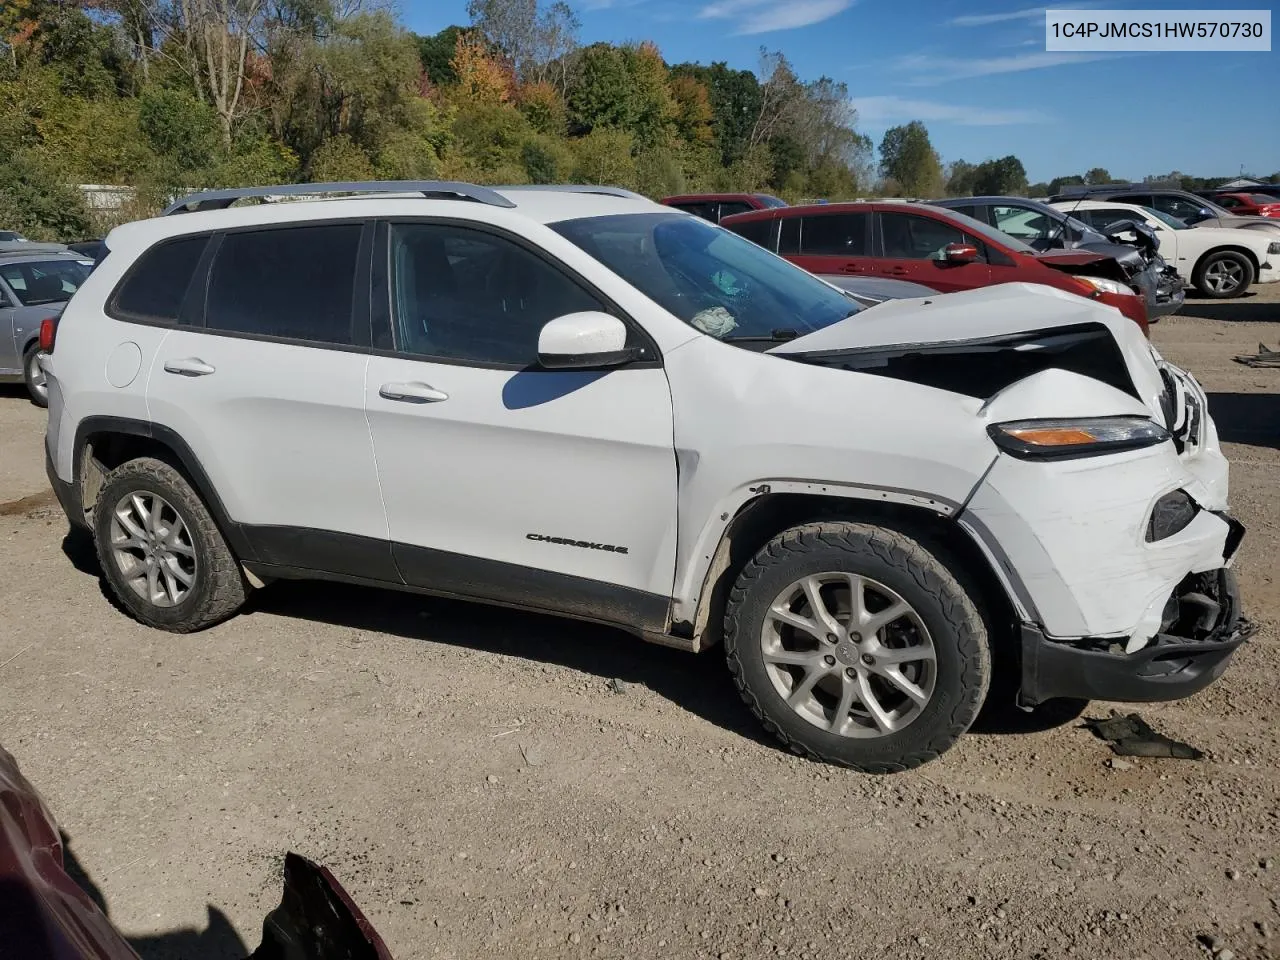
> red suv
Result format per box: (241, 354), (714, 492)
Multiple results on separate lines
(720, 202), (1150, 331)
(660, 193), (787, 224)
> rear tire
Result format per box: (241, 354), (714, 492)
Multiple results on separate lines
(93, 457), (248, 632)
(1193, 251), (1254, 298)
(724, 521), (991, 773)
(22, 344), (48, 408)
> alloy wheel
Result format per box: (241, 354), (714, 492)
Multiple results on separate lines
(759, 572), (936, 738)
(108, 491), (198, 607)
(1204, 258), (1245, 295)
(26, 350), (48, 402)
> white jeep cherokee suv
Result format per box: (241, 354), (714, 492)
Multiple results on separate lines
(43, 181), (1252, 773)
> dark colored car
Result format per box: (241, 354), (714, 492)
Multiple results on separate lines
(929, 196), (1183, 320)
(1051, 183), (1280, 236)
(0, 743), (392, 959)
(660, 193), (787, 224)
(720, 202), (1151, 332)
(1212, 193), (1280, 218)
(67, 239), (108, 262)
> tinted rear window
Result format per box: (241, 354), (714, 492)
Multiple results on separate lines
(112, 236), (207, 323)
(205, 224), (362, 345)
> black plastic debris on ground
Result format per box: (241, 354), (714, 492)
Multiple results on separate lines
(1083, 710), (1204, 759)
(1233, 343), (1280, 368)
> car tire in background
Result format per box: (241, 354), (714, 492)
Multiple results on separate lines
(93, 457), (248, 632)
(1193, 250), (1255, 299)
(723, 521), (991, 773)
(22, 344), (48, 408)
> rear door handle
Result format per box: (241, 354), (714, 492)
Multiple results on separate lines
(882, 267), (909, 276)
(163, 358), (216, 377)
(379, 381), (449, 404)
(839, 264), (864, 274)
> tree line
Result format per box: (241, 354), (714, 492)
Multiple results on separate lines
(2, 0), (1274, 241)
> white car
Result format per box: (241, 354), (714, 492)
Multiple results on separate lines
(1051, 199), (1280, 299)
(42, 181), (1252, 773)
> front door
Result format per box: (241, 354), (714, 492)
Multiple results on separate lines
(144, 221), (394, 579)
(364, 220), (678, 631)
(874, 210), (993, 291)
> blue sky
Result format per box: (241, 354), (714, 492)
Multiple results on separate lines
(402, 0), (1280, 182)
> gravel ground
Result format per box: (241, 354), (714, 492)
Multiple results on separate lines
(1, 288), (1278, 960)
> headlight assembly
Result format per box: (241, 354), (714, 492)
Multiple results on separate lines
(988, 416), (1170, 460)
(1073, 275), (1136, 296)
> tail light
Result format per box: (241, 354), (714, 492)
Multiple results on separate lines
(39, 316), (58, 353)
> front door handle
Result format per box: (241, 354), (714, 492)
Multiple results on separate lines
(379, 381), (449, 404)
(163, 358), (216, 377)
(882, 267), (909, 276)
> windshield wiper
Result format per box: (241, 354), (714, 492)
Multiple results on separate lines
(723, 328), (801, 343)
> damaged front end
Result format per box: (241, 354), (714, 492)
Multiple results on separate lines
(1019, 564), (1255, 707)
(772, 283), (1249, 709)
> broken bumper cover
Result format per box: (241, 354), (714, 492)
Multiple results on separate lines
(1018, 566), (1256, 706)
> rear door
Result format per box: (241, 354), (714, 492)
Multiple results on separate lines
(873, 210), (993, 291)
(785, 211), (873, 276)
(144, 220), (394, 579)
(0, 277), (16, 373)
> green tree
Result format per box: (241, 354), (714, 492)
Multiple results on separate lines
(878, 121), (942, 197)
(570, 127), (636, 187)
(1048, 173), (1085, 193)
(566, 42), (637, 133)
(971, 155), (1028, 195)
(671, 61), (761, 166)
(945, 159), (977, 196)
(415, 25), (469, 86)
(1084, 166), (1113, 184)
(0, 150), (93, 240)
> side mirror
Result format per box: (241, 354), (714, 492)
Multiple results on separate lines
(538, 311), (639, 370)
(942, 242), (979, 264)
(1186, 207), (1213, 223)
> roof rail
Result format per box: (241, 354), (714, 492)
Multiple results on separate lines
(494, 184), (650, 201)
(163, 180), (518, 215)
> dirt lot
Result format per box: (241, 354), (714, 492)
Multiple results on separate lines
(2, 289), (1278, 960)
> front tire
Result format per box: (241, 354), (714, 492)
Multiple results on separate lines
(1193, 251), (1254, 298)
(93, 457), (248, 632)
(724, 522), (991, 773)
(23, 344), (48, 408)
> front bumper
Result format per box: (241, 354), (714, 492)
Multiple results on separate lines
(1019, 565), (1254, 705)
(1149, 264), (1185, 320)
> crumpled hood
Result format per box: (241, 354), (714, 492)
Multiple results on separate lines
(770, 282), (1168, 418)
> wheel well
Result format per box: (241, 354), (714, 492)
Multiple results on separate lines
(687, 492), (1017, 655)
(1194, 245), (1259, 277)
(78, 432), (180, 521)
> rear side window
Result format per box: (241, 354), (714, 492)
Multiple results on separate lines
(799, 213), (869, 256)
(723, 217), (773, 249)
(717, 201), (753, 219)
(204, 224), (362, 345)
(111, 236), (207, 323)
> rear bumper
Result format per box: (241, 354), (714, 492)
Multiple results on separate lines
(45, 444), (86, 530)
(1018, 565), (1253, 706)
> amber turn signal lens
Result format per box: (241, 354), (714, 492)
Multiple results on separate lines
(1005, 427), (1098, 446)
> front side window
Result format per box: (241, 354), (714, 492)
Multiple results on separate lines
(799, 213), (869, 256)
(0, 259), (92, 305)
(205, 224), (362, 345)
(991, 205), (1058, 244)
(1146, 194), (1208, 221)
(717, 201), (753, 219)
(552, 212), (858, 342)
(879, 213), (985, 261)
(1217, 196), (1241, 208)
(389, 222), (604, 366)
